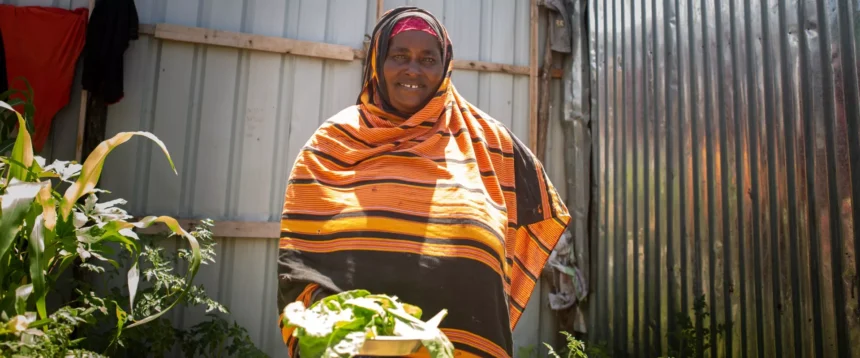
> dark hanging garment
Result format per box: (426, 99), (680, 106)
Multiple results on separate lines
(81, 0), (139, 104)
(0, 27), (8, 95)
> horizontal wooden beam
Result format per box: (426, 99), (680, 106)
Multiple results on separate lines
(453, 59), (531, 76)
(135, 218), (280, 239)
(139, 23), (155, 35)
(139, 23), (562, 77)
(154, 23), (356, 61)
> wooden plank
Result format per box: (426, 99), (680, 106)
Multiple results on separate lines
(377, 0), (384, 20)
(453, 59), (528, 76)
(154, 23), (356, 61)
(75, 92), (87, 162)
(139, 23), (562, 77)
(537, 12), (554, 163)
(75, 0), (96, 162)
(139, 23), (155, 35)
(528, 0), (539, 153)
(135, 219), (281, 239)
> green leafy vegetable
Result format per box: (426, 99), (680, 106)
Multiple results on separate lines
(281, 289), (455, 358)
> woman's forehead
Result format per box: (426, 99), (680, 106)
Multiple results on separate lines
(388, 31), (441, 52)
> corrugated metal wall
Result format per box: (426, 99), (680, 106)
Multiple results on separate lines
(589, 0), (860, 357)
(4, 0), (569, 357)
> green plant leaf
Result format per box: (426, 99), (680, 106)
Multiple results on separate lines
(0, 179), (42, 265)
(1, 101), (33, 181)
(14, 284), (32, 315)
(1, 157), (42, 182)
(52, 253), (78, 282)
(116, 216), (200, 329)
(114, 303), (128, 344)
(35, 184), (56, 231)
(283, 290), (454, 358)
(28, 214), (51, 319)
(127, 261), (140, 317)
(43, 159), (82, 183)
(60, 131), (176, 220)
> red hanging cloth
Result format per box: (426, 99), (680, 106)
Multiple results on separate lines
(0, 5), (88, 152)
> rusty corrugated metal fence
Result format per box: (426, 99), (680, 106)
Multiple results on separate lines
(587, 0), (860, 356)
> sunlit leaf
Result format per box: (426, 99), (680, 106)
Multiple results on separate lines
(60, 131), (176, 220)
(0, 179), (42, 263)
(0, 157), (40, 182)
(84, 193), (98, 213)
(14, 284), (32, 315)
(127, 262), (139, 317)
(1, 101), (33, 181)
(36, 184), (56, 231)
(43, 159), (82, 183)
(76, 246), (92, 261)
(283, 289), (455, 358)
(115, 303), (127, 342)
(6, 313), (36, 333)
(33, 156), (45, 171)
(73, 211), (88, 229)
(28, 214), (51, 319)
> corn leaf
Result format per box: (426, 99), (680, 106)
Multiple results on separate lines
(0, 179), (42, 265)
(28, 214), (51, 319)
(0, 101), (33, 181)
(36, 184), (56, 231)
(14, 284), (32, 315)
(60, 131), (176, 220)
(1, 157), (41, 182)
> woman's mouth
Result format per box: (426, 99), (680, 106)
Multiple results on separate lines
(399, 83), (422, 90)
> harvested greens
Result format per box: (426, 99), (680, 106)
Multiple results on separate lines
(281, 289), (455, 358)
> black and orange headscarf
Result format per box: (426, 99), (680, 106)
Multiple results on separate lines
(278, 7), (571, 358)
(358, 7), (452, 123)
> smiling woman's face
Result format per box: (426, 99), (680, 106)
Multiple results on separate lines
(382, 31), (444, 115)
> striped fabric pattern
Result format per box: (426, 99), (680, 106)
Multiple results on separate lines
(277, 7), (570, 357)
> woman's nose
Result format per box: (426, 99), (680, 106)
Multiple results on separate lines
(403, 61), (421, 76)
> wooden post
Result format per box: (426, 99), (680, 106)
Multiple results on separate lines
(377, 0), (384, 20)
(529, 0), (539, 153)
(537, 13), (553, 164)
(75, 0), (95, 162)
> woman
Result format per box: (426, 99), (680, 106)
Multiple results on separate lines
(278, 6), (570, 358)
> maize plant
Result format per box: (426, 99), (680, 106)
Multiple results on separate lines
(0, 100), (203, 356)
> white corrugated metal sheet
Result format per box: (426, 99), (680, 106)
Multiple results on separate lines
(5, 0), (569, 356)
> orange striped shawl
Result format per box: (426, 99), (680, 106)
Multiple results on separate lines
(277, 6), (570, 357)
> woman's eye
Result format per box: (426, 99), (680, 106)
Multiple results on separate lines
(422, 58), (436, 64)
(393, 54), (408, 61)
